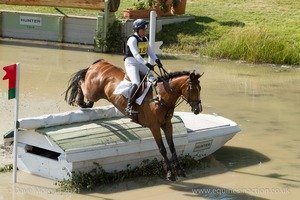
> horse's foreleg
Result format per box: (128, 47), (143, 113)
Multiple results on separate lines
(168, 139), (186, 178)
(158, 140), (175, 181)
(162, 122), (186, 178)
(150, 127), (176, 181)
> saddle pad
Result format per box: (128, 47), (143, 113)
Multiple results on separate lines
(113, 79), (151, 105)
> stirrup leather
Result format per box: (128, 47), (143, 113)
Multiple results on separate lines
(125, 105), (139, 115)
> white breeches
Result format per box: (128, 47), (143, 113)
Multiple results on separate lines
(125, 62), (151, 85)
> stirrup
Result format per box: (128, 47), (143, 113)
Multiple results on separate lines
(148, 76), (157, 84)
(125, 106), (139, 115)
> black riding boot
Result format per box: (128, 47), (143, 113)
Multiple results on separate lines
(125, 84), (139, 115)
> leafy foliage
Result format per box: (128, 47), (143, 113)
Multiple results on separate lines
(55, 155), (208, 193)
(0, 164), (13, 172)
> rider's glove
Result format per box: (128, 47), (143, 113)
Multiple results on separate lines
(155, 59), (163, 68)
(146, 62), (154, 71)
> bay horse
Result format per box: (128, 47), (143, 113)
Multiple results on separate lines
(64, 59), (203, 181)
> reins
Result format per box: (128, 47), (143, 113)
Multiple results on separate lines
(132, 64), (164, 98)
(174, 96), (186, 108)
(173, 81), (194, 108)
(152, 66), (192, 108)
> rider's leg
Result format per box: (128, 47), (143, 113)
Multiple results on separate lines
(125, 83), (139, 115)
(124, 63), (141, 115)
(140, 64), (157, 83)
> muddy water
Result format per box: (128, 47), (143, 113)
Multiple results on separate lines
(0, 40), (300, 199)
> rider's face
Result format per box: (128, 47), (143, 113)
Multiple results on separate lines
(137, 26), (147, 37)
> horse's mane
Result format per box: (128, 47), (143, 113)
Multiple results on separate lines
(157, 71), (190, 82)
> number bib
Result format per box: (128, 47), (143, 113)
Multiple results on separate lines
(138, 41), (148, 56)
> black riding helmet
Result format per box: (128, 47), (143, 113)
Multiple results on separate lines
(132, 19), (148, 31)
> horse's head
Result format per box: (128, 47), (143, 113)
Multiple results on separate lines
(183, 72), (203, 115)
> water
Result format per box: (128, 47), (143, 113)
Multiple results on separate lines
(0, 39), (299, 199)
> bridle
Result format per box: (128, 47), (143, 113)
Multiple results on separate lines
(153, 68), (201, 109)
(175, 78), (201, 108)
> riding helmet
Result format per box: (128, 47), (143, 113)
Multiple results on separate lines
(132, 19), (148, 30)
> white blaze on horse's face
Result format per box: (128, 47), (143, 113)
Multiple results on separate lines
(186, 73), (202, 115)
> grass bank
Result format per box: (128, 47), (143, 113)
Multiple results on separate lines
(155, 0), (300, 65)
(1, 0), (299, 65)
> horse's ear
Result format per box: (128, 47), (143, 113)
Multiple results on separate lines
(196, 72), (204, 79)
(189, 71), (196, 80)
(190, 71), (203, 80)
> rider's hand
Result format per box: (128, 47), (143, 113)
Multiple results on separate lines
(146, 62), (154, 71)
(155, 59), (163, 68)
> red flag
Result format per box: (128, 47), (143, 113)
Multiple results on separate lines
(3, 64), (17, 100)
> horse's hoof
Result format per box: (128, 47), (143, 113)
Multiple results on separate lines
(166, 171), (176, 182)
(177, 168), (186, 177)
(167, 175), (176, 182)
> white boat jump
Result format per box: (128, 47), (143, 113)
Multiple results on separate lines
(14, 106), (240, 180)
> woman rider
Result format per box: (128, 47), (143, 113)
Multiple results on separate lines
(124, 19), (163, 115)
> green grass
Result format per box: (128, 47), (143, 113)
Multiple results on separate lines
(156, 0), (300, 65)
(1, 0), (299, 65)
(203, 27), (300, 65)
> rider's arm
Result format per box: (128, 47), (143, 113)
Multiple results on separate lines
(147, 45), (158, 61)
(127, 37), (147, 65)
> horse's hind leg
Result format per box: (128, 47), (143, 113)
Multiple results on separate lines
(85, 101), (94, 108)
(76, 87), (94, 108)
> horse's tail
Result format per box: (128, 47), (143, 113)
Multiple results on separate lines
(64, 68), (88, 105)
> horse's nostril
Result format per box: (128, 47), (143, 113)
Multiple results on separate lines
(192, 107), (200, 115)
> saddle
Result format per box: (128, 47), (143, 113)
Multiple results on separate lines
(113, 73), (160, 105)
(124, 74), (148, 98)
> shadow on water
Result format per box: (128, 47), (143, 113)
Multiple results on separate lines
(214, 146), (300, 184)
(213, 146), (270, 170)
(167, 147), (270, 199)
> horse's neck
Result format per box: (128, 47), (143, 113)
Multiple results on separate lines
(169, 76), (187, 93)
(159, 76), (186, 104)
